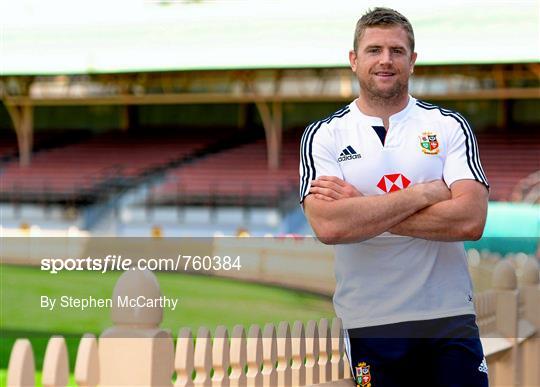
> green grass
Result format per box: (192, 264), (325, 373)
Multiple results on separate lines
(1, 264), (333, 378)
(0, 369), (77, 387)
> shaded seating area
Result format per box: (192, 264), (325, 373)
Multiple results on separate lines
(477, 131), (540, 201)
(2, 127), (536, 206)
(0, 131), (216, 204)
(150, 135), (301, 207)
(149, 128), (540, 207)
(0, 137), (18, 161)
(0, 129), (95, 163)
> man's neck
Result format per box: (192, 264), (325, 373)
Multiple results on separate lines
(355, 92), (410, 130)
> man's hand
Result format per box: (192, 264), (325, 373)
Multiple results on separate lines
(308, 176), (483, 241)
(303, 177), (441, 244)
(309, 176), (362, 201)
(389, 180), (488, 241)
(309, 176), (451, 204)
(414, 180), (452, 204)
(303, 176), (459, 244)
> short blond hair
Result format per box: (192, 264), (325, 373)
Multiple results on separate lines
(354, 7), (415, 53)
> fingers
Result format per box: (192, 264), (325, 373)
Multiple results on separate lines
(313, 176), (363, 197)
(318, 175), (347, 186)
(311, 178), (343, 193)
(312, 193), (335, 202)
(309, 186), (342, 200)
(310, 176), (363, 200)
(417, 179), (451, 204)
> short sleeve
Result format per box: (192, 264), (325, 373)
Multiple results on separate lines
(299, 124), (343, 203)
(443, 116), (489, 189)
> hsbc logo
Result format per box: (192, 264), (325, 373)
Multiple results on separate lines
(377, 173), (411, 193)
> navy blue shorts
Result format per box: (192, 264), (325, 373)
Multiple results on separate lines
(345, 314), (489, 387)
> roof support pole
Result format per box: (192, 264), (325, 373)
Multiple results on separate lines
(237, 103), (247, 130)
(119, 105), (129, 131)
(497, 100), (509, 129)
(494, 67), (508, 128)
(5, 102), (33, 166)
(256, 101), (282, 170)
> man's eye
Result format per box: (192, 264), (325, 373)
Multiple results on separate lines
(368, 48), (380, 53)
(393, 48), (404, 54)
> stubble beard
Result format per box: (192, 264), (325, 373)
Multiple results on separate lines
(359, 76), (409, 108)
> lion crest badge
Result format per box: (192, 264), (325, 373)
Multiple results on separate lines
(355, 362), (372, 387)
(419, 131), (440, 154)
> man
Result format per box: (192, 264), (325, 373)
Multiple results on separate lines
(299, 7), (490, 387)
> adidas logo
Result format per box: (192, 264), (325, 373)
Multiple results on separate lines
(478, 358), (488, 374)
(338, 146), (361, 162)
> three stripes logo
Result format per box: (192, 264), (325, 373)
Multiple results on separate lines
(478, 357), (488, 374)
(338, 146), (361, 162)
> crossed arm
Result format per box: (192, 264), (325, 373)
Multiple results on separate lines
(304, 176), (488, 244)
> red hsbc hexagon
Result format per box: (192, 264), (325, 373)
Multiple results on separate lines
(377, 173), (411, 193)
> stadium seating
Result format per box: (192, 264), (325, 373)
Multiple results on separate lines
(150, 134), (301, 206)
(0, 131), (216, 203)
(477, 132), (540, 201)
(510, 171), (540, 203)
(0, 132), (18, 161)
(0, 129), (95, 162)
(2, 127), (537, 206)
(148, 129), (539, 206)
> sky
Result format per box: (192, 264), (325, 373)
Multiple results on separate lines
(1, 0), (538, 74)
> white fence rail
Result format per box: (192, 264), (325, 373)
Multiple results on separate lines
(7, 257), (540, 386)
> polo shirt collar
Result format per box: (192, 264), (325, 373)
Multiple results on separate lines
(350, 95), (416, 125)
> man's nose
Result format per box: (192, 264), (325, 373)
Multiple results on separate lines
(378, 49), (393, 65)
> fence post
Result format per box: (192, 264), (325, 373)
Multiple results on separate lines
(42, 336), (69, 387)
(291, 321), (306, 386)
(212, 325), (230, 387)
(318, 318), (331, 384)
(330, 317), (345, 381)
(7, 339), (35, 387)
(246, 325), (263, 386)
(521, 257), (540, 386)
(175, 328), (194, 387)
(276, 322), (292, 386)
(229, 325), (247, 387)
(305, 320), (320, 386)
(262, 323), (278, 386)
(492, 259), (519, 386)
(193, 327), (212, 387)
(99, 269), (175, 386)
(74, 334), (99, 387)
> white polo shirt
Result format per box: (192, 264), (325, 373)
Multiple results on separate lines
(299, 96), (489, 329)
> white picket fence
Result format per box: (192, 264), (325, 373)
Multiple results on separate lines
(7, 257), (540, 386)
(7, 268), (352, 387)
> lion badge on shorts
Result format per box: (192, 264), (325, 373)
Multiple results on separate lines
(355, 362), (372, 387)
(419, 131), (440, 154)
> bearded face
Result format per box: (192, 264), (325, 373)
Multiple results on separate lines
(350, 26), (416, 104)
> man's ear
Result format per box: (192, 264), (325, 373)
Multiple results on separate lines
(410, 51), (418, 73)
(349, 50), (357, 72)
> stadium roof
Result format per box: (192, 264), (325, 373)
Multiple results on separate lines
(1, 0), (539, 75)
